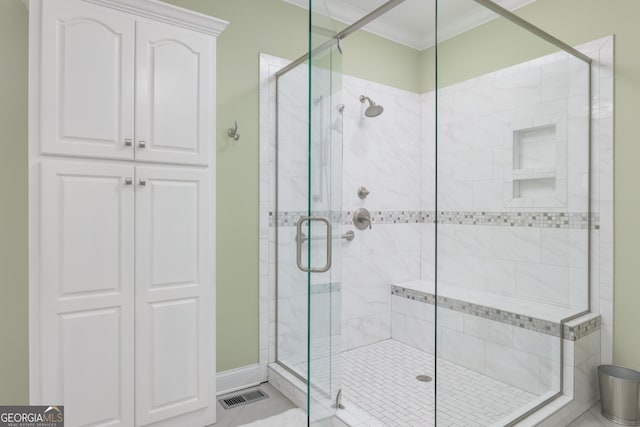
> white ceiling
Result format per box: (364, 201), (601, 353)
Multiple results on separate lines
(283, 0), (536, 51)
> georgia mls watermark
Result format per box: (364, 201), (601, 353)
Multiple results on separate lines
(0, 406), (64, 427)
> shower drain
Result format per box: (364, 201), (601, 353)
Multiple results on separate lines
(416, 375), (433, 382)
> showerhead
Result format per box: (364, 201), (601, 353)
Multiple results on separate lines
(359, 95), (384, 117)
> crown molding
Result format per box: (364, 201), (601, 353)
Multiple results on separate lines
(283, 0), (536, 51)
(83, 0), (228, 37)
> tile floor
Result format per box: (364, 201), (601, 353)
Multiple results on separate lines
(340, 339), (536, 426)
(567, 403), (620, 427)
(212, 380), (615, 427)
(212, 383), (297, 427)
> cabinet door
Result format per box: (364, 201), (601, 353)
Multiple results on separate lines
(134, 166), (214, 426)
(39, 160), (135, 426)
(40, 0), (135, 160)
(135, 21), (213, 166)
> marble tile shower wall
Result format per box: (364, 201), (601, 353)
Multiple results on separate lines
(339, 76), (422, 350)
(420, 51), (592, 310)
(272, 70), (424, 358)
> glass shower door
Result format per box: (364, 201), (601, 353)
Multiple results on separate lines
(275, 1), (343, 425)
(305, 2), (344, 423)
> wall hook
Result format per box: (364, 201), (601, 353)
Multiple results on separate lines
(227, 121), (240, 141)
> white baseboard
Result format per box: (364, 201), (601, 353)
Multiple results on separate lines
(216, 364), (267, 396)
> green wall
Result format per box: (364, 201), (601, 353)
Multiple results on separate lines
(339, 24), (421, 93)
(161, 0), (305, 373)
(0, 0), (29, 404)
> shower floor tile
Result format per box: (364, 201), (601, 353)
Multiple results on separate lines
(340, 339), (536, 426)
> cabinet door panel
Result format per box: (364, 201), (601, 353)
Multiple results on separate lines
(39, 160), (135, 426)
(135, 21), (212, 166)
(40, 0), (135, 160)
(135, 166), (213, 426)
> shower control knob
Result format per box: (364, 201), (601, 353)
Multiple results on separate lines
(357, 187), (370, 199)
(353, 208), (372, 230)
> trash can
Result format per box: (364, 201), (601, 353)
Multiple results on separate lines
(598, 365), (640, 425)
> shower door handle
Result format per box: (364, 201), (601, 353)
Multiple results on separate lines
(296, 216), (332, 273)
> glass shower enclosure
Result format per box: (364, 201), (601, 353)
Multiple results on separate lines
(270, 0), (592, 425)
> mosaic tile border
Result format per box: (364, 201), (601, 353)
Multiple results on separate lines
(435, 211), (599, 230)
(565, 316), (602, 341)
(390, 285), (600, 341)
(270, 210), (599, 230)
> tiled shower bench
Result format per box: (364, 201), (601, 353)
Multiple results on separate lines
(391, 280), (602, 426)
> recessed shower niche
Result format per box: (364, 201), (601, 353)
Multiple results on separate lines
(507, 119), (568, 207)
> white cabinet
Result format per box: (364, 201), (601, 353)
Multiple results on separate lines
(40, 160), (135, 426)
(134, 166), (211, 425)
(40, 0), (135, 160)
(38, 160), (212, 426)
(29, 1), (226, 426)
(39, 0), (214, 165)
(135, 21), (212, 165)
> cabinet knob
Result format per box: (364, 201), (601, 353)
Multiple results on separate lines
(124, 177), (133, 185)
(138, 140), (146, 148)
(124, 138), (133, 147)
(139, 178), (147, 186)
